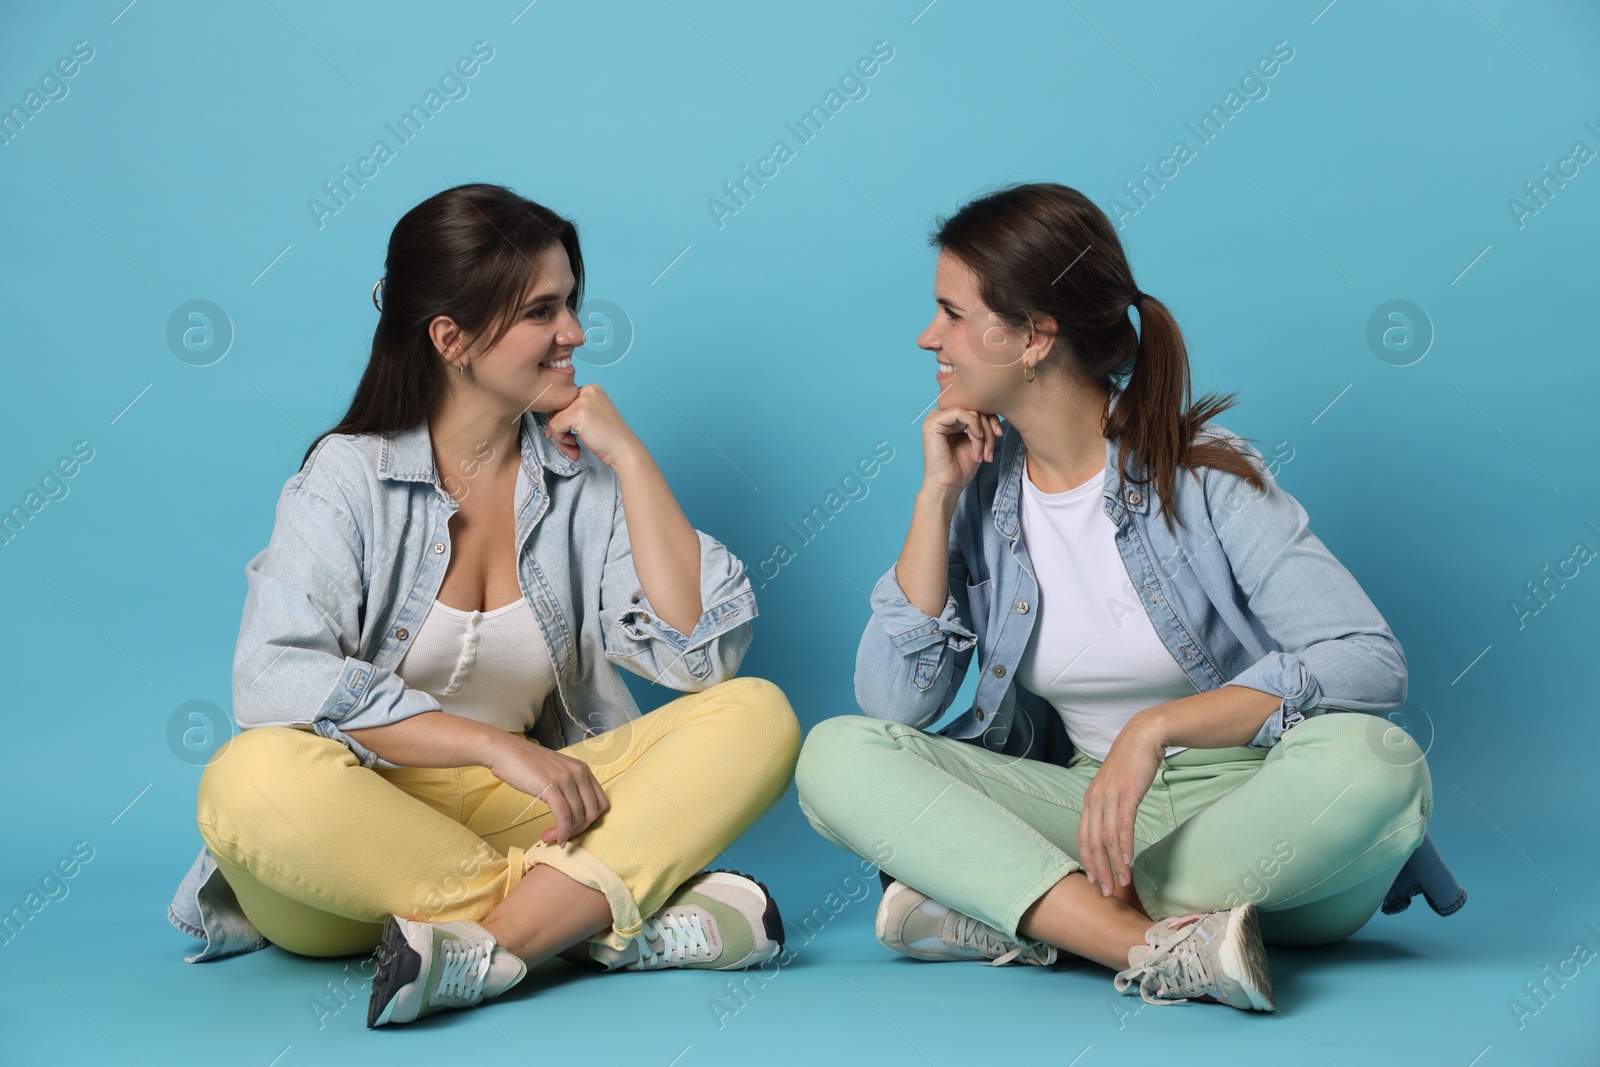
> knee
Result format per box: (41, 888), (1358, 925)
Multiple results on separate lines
(197, 726), (349, 846)
(794, 715), (893, 817)
(710, 675), (802, 780)
(1298, 712), (1433, 837)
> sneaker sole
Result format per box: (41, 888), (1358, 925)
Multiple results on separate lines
(705, 868), (784, 965)
(1218, 903), (1275, 1011)
(367, 914), (423, 1029)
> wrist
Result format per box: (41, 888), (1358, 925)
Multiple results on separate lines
(1132, 704), (1173, 752)
(481, 728), (531, 773)
(610, 439), (652, 476)
(917, 483), (962, 512)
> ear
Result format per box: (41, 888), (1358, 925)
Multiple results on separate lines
(427, 315), (467, 362)
(1026, 314), (1060, 365)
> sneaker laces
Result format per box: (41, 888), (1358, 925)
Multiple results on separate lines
(434, 935), (495, 1006)
(635, 910), (712, 969)
(1114, 914), (1212, 1005)
(948, 913), (1055, 967)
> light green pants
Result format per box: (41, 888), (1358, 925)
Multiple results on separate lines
(794, 710), (1432, 947)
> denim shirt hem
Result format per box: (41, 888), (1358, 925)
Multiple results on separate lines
(168, 845), (271, 963)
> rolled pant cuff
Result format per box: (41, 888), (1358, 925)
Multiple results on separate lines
(1001, 858), (1082, 940)
(506, 842), (644, 953)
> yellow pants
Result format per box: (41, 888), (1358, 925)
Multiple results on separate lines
(196, 676), (800, 957)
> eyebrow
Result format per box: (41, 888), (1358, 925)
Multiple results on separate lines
(936, 296), (964, 312)
(517, 286), (572, 309)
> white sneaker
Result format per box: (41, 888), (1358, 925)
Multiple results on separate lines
(1113, 902), (1275, 1011)
(366, 916), (527, 1028)
(875, 880), (1057, 966)
(589, 868), (784, 972)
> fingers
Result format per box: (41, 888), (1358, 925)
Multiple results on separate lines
(923, 408), (1000, 483)
(570, 767), (609, 837)
(1078, 788), (1125, 896)
(542, 787), (574, 849)
(1102, 804), (1125, 894)
(558, 770), (596, 846)
(1078, 794), (1102, 893)
(948, 408), (992, 464)
(537, 760), (609, 847)
(1081, 794), (1135, 896)
(971, 412), (991, 464)
(1112, 795), (1136, 890)
(591, 769), (611, 817)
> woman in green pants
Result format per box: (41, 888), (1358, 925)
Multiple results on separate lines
(793, 182), (1437, 1012)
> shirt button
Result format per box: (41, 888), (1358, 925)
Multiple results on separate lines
(396, 628), (409, 640)
(638, 613), (651, 623)
(433, 542), (445, 553)
(1017, 601), (1029, 614)
(992, 664), (1006, 678)
(976, 707), (986, 721)
(1128, 490), (1143, 506)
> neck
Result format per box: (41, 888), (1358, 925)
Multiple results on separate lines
(1005, 374), (1111, 493)
(427, 389), (527, 492)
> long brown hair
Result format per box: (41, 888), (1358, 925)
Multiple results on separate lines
(931, 181), (1265, 531)
(301, 182), (585, 469)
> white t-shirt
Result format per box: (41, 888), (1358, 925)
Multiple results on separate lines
(394, 597), (554, 735)
(1015, 455), (1198, 761)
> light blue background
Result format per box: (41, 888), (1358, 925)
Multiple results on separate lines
(3, 1), (1597, 1063)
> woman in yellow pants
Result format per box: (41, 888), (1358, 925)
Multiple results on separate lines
(199, 678), (799, 1018)
(173, 183), (800, 1027)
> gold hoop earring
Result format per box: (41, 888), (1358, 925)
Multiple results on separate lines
(1022, 361), (1035, 382)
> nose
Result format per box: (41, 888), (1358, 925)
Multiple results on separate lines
(558, 305), (586, 348)
(917, 315), (941, 352)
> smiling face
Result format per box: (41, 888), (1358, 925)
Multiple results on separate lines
(917, 250), (1033, 415)
(444, 242), (586, 415)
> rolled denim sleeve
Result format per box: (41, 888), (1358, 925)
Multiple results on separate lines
(1204, 441), (1407, 749)
(231, 457), (441, 770)
(598, 474), (755, 690)
(853, 498), (979, 729)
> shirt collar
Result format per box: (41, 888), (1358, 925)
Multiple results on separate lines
(378, 409), (583, 487)
(991, 384), (1148, 538)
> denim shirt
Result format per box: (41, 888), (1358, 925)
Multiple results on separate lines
(168, 409), (758, 961)
(856, 387), (1464, 920)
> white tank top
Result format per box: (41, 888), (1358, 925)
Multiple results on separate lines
(1014, 456), (1198, 762)
(394, 596), (555, 735)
